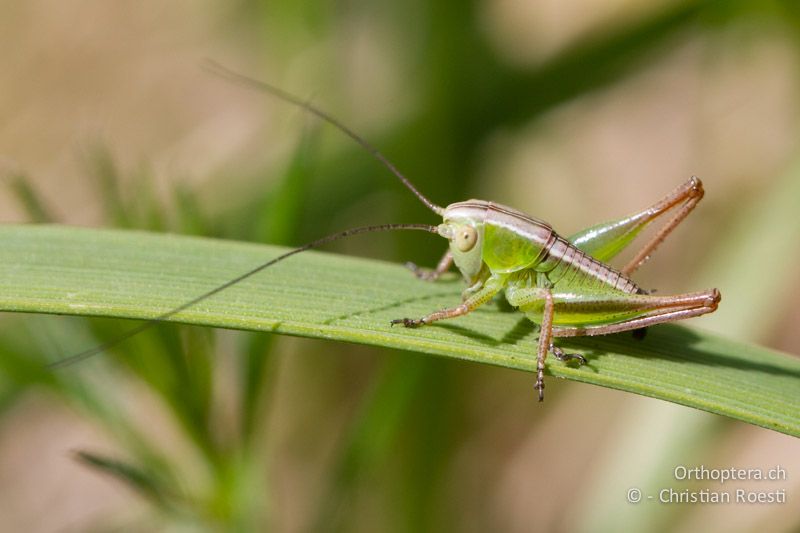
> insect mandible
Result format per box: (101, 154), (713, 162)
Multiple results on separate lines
(51, 63), (721, 401)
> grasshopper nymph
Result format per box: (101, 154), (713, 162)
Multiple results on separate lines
(52, 64), (721, 401)
(393, 178), (720, 400)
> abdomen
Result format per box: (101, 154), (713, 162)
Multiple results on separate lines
(537, 236), (640, 294)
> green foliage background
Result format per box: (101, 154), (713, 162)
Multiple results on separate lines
(0, 0), (799, 531)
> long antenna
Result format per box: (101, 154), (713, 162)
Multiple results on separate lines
(48, 223), (439, 369)
(203, 60), (445, 216)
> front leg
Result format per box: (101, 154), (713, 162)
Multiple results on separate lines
(391, 275), (503, 328)
(405, 250), (453, 282)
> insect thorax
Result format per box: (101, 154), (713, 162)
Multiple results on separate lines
(442, 200), (554, 278)
(442, 200), (640, 294)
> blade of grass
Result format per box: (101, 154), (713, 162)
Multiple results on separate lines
(75, 450), (182, 513)
(575, 162), (800, 531)
(86, 144), (133, 228)
(312, 353), (432, 532)
(238, 123), (319, 447)
(6, 172), (55, 223)
(0, 224), (797, 436)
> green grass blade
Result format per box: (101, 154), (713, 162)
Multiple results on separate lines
(74, 450), (180, 513)
(0, 224), (798, 437)
(6, 173), (55, 223)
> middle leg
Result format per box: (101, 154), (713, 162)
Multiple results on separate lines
(505, 286), (581, 401)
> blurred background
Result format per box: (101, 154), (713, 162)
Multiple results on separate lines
(0, 0), (798, 531)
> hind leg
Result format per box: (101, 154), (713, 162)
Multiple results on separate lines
(568, 177), (704, 274)
(505, 285), (720, 400)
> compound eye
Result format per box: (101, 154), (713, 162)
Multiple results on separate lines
(455, 225), (478, 252)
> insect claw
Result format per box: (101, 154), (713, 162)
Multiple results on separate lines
(390, 317), (424, 328)
(404, 261), (420, 273)
(550, 344), (587, 366)
(558, 353), (584, 364)
(535, 380), (545, 402)
(568, 354), (587, 366)
(405, 261), (439, 281)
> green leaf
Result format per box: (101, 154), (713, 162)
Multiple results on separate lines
(74, 450), (180, 512)
(6, 172), (55, 223)
(0, 224), (798, 437)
